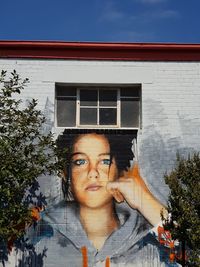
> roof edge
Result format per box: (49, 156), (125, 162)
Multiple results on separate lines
(1, 41), (200, 61)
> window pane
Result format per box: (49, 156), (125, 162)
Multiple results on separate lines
(57, 98), (76, 127)
(80, 90), (98, 106)
(80, 108), (97, 125)
(99, 108), (117, 125)
(121, 99), (140, 127)
(56, 86), (76, 97)
(99, 90), (117, 106)
(121, 88), (140, 98)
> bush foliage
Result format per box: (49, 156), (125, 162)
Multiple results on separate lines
(0, 70), (64, 243)
(163, 153), (200, 266)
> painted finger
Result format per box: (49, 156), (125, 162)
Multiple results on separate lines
(107, 181), (131, 194)
(110, 189), (122, 202)
(114, 189), (124, 202)
(113, 191), (122, 202)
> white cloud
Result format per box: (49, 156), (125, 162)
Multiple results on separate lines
(137, 0), (168, 3)
(157, 10), (180, 18)
(98, 0), (180, 42)
(99, 1), (125, 22)
(108, 30), (156, 42)
(103, 9), (124, 21)
(130, 9), (180, 22)
(99, 1), (179, 23)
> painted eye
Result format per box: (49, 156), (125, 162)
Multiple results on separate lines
(72, 159), (87, 166)
(101, 159), (111, 165)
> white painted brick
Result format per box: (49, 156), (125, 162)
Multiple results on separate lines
(1, 58), (200, 204)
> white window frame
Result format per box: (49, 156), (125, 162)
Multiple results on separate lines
(55, 85), (141, 130)
(77, 88), (119, 128)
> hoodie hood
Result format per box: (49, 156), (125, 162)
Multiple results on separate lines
(43, 200), (152, 261)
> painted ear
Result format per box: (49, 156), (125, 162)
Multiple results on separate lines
(62, 176), (74, 201)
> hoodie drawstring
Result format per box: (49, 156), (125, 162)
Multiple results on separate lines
(81, 247), (110, 267)
(105, 257), (110, 267)
(81, 246), (88, 267)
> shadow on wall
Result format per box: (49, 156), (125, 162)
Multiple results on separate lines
(0, 97), (54, 267)
(37, 97), (62, 207)
(15, 238), (47, 267)
(139, 98), (200, 204)
(0, 180), (47, 267)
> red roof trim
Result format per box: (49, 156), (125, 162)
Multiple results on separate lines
(0, 41), (200, 61)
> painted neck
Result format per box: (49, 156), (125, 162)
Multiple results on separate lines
(79, 202), (119, 250)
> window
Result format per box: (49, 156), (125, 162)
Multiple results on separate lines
(56, 85), (141, 129)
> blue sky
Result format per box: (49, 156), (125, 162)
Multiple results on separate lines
(1, 0), (200, 43)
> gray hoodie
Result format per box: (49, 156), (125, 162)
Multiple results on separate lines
(15, 201), (179, 267)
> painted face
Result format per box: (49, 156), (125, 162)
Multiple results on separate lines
(71, 134), (118, 208)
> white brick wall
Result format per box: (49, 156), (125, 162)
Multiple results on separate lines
(1, 58), (200, 203)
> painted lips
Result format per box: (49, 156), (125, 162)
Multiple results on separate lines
(85, 184), (102, 191)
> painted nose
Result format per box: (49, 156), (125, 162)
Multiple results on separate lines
(88, 166), (99, 179)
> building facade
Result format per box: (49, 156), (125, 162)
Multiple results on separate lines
(1, 41), (200, 266)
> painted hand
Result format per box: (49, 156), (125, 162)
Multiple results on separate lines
(106, 163), (149, 211)
(106, 163), (166, 226)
